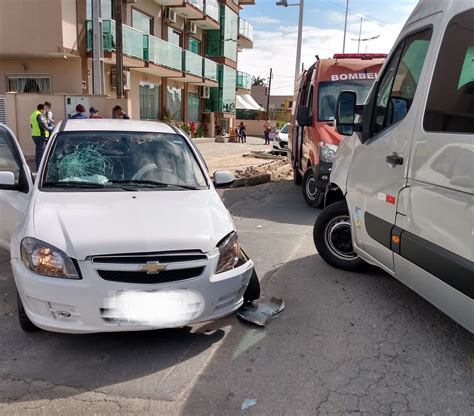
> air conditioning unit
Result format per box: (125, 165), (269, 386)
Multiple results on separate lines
(199, 86), (210, 99)
(111, 69), (131, 91)
(186, 21), (197, 35)
(164, 7), (176, 23)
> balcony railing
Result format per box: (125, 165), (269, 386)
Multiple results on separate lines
(187, 0), (204, 11)
(236, 71), (252, 89)
(203, 58), (217, 81)
(184, 50), (203, 77)
(122, 24), (144, 60)
(239, 18), (254, 42)
(144, 35), (182, 71)
(204, 0), (219, 22)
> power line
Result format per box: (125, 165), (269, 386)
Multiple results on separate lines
(319, 0), (395, 27)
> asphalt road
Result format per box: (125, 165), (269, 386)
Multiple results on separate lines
(0, 180), (472, 415)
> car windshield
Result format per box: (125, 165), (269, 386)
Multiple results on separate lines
(318, 80), (374, 121)
(41, 132), (208, 190)
(280, 124), (290, 134)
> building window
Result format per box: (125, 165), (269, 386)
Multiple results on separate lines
(207, 65), (236, 113)
(168, 28), (182, 47)
(205, 5), (237, 61)
(139, 82), (161, 120)
(5, 74), (51, 94)
(167, 86), (183, 120)
(132, 9), (152, 34)
(86, 0), (112, 19)
(189, 38), (201, 54)
(188, 92), (200, 121)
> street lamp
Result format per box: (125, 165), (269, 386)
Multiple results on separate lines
(276, 0), (304, 90)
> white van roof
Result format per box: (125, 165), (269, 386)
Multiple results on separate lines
(405, 0), (472, 27)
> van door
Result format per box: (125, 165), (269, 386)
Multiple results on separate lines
(395, 8), (474, 332)
(346, 18), (437, 273)
(0, 124), (33, 250)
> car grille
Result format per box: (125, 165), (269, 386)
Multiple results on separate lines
(92, 253), (207, 264)
(97, 267), (205, 284)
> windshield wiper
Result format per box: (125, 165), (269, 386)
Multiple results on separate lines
(109, 179), (200, 190)
(42, 181), (108, 188)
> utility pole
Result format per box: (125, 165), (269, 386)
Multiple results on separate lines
(294, 0), (304, 90)
(342, 0), (349, 53)
(357, 17), (362, 53)
(114, 0), (124, 98)
(92, 0), (103, 95)
(266, 68), (273, 116)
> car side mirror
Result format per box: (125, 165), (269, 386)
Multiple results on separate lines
(0, 171), (15, 186)
(213, 170), (234, 188)
(387, 97), (409, 126)
(296, 106), (313, 126)
(335, 91), (357, 136)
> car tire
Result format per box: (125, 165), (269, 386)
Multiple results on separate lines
(303, 169), (324, 208)
(293, 164), (303, 185)
(313, 201), (367, 272)
(243, 269), (261, 303)
(17, 292), (39, 332)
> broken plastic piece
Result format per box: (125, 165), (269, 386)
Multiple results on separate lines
(256, 225), (263, 229)
(242, 399), (257, 410)
(238, 297), (285, 327)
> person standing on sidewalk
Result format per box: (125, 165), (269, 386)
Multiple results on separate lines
(263, 118), (271, 145)
(44, 101), (55, 135)
(30, 104), (49, 170)
(71, 104), (87, 119)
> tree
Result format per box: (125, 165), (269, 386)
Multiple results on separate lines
(251, 76), (267, 86)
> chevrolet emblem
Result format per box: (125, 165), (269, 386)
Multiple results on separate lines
(138, 261), (168, 274)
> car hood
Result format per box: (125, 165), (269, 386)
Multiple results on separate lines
(279, 132), (289, 142)
(32, 190), (234, 260)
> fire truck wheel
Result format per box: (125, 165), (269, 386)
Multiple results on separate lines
(302, 169), (324, 208)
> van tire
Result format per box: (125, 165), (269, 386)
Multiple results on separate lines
(313, 201), (367, 272)
(243, 270), (261, 303)
(293, 165), (303, 185)
(17, 292), (39, 332)
(303, 169), (324, 208)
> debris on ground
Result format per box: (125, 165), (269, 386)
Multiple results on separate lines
(238, 297), (285, 327)
(256, 225), (263, 229)
(243, 151), (286, 160)
(235, 160), (287, 179)
(241, 399), (257, 410)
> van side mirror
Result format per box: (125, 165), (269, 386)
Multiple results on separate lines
(387, 97), (409, 126)
(213, 170), (234, 188)
(335, 91), (357, 136)
(296, 106), (313, 126)
(0, 171), (15, 186)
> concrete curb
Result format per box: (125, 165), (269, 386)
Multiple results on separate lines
(231, 162), (290, 188)
(192, 137), (216, 144)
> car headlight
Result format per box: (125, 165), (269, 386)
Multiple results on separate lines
(275, 136), (281, 142)
(319, 143), (338, 163)
(215, 232), (247, 274)
(20, 238), (80, 279)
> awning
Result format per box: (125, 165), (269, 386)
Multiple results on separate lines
(236, 94), (265, 111)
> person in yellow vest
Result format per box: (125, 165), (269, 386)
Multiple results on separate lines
(30, 104), (50, 170)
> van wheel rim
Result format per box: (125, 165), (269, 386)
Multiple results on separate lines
(305, 175), (320, 201)
(324, 216), (357, 261)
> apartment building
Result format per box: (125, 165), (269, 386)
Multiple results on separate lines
(0, 0), (255, 154)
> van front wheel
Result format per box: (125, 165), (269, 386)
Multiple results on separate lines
(313, 201), (367, 271)
(303, 169), (324, 208)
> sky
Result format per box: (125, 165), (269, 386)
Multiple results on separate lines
(238, 0), (419, 96)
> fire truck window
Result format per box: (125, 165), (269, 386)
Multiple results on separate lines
(372, 29), (432, 135)
(424, 9), (474, 133)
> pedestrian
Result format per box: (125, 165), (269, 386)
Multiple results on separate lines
(44, 101), (55, 134)
(89, 107), (102, 119)
(71, 104), (87, 119)
(112, 105), (130, 119)
(30, 104), (49, 170)
(238, 121), (247, 143)
(263, 118), (272, 145)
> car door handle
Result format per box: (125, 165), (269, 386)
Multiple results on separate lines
(386, 152), (404, 166)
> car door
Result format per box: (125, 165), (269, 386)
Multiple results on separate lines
(346, 17), (438, 273)
(0, 124), (33, 250)
(395, 7), (474, 332)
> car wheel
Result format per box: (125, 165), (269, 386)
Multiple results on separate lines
(293, 166), (303, 185)
(17, 292), (39, 332)
(303, 169), (324, 208)
(243, 270), (261, 303)
(313, 201), (367, 272)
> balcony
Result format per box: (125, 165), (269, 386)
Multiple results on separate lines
(154, 0), (204, 19)
(122, 25), (144, 60)
(142, 34), (183, 77)
(239, 0), (256, 4)
(236, 71), (252, 90)
(181, 50), (204, 82)
(192, 0), (219, 30)
(196, 57), (218, 87)
(238, 18), (254, 49)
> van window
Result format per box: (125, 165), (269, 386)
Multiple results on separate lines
(372, 29), (432, 135)
(424, 9), (474, 134)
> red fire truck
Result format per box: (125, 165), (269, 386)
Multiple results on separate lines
(289, 53), (386, 207)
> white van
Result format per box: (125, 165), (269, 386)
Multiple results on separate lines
(313, 0), (473, 333)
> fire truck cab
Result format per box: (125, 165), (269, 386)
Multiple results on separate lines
(289, 54), (385, 207)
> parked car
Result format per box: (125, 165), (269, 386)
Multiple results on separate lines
(273, 123), (290, 154)
(0, 119), (260, 333)
(314, 0), (473, 333)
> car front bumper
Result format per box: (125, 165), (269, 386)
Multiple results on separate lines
(12, 254), (254, 334)
(273, 140), (288, 152)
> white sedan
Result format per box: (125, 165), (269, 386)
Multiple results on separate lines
(273, 123), (290, 154)
(0, 120), (260, 333)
